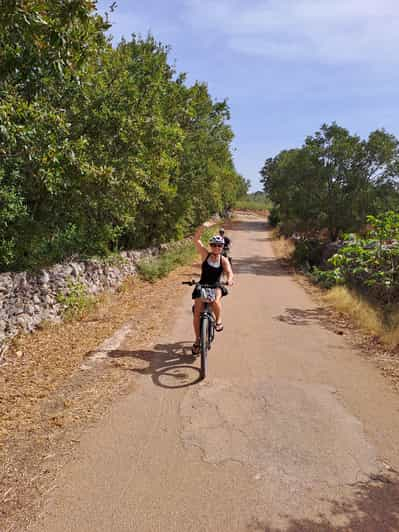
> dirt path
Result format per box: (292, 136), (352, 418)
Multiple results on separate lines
(28, 214), (399, 532)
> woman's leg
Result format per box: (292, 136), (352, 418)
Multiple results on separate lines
(211, 288), (223, 328)
(193, 298), (204, 342)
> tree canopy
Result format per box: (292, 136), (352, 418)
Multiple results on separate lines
(261, 123), (399, 240)
(0, 1), (247, 271)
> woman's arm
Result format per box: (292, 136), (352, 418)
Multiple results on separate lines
(193, 225), (209, 261)
(221, 256), (234, 285)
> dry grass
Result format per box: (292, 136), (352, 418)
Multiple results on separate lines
(323, 286), (399, 349)
(382, 315), (399, 348)
(271, 234), (295, 261)
(381, 310), (399, 349)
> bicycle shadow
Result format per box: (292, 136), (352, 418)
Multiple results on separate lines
(108, 341), (202, 388)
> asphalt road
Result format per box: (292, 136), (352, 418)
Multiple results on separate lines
(29, 214), (399, 532)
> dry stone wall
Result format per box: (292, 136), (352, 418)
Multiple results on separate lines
(0, 245), (169, 348)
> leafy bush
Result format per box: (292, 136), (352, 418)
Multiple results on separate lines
(56, 280), (95, 320)
(311, 267), (344, 288)
(268, 206), (280, 227)
(292, 238), (325, 269)
(235, 192), (271, 212)
(314, 212), (399, 307)
(136, 243), (196, 282)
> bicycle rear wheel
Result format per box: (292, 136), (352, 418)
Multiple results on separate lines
(200, 317), (209, 379)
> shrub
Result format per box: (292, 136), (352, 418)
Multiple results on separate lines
(268, 206), (280, 227)
(292, 238), (325, 269)
(311, 267), (344, 288)
(56, 280), (96, 319)
(235, 193), (272, 212)
(321, 212), (399, 306)
(136, 242), (196, 282)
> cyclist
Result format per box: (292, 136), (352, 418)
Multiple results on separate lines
(191, 224), (234, 355)
(219, 227), (232, 263)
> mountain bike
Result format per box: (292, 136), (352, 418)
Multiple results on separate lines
(182, 280), (227, 380)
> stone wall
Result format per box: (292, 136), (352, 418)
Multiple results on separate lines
(0, 244), (172, 348)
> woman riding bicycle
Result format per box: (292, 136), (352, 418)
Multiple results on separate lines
(191, 224), (234, 355)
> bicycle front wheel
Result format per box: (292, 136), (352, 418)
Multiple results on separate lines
(200, 317), (209, 380)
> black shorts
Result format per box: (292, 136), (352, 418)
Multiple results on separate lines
(192, 285), (228, 299)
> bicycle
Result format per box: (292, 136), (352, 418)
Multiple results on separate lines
(182, 280), (227, 380)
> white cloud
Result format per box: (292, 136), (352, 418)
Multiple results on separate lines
(183, 0), (399, 63)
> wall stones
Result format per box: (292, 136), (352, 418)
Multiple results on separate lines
(0, 243), (174, 347)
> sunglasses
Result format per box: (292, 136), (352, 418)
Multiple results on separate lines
(210, 243), (223, 248)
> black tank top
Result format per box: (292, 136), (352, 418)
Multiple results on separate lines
(200, 254), (223, 285)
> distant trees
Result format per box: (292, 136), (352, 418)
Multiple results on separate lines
(0, 2), (247, 271)
(261, 123), (399, 240)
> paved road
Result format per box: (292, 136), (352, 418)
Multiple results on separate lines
(30, 214), (399, 531)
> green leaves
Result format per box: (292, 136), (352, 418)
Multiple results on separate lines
(261, 123), (399, 240)
(0, 12), (245, 271)
(0, 1), (109, 97)
(366, 212), (399, 241)
(321, 212), (399, 305)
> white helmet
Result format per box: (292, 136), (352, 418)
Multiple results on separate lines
(209, 235), (225, 245)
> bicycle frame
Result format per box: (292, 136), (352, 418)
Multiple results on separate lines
(183, 279), (227, 380)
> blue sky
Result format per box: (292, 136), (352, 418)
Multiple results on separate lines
(96, 0), (399, 190)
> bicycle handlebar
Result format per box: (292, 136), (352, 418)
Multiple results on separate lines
(182, 280), (228, 287)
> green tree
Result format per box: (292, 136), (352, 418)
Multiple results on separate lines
(0, 8), (246, 271)
(0, 0), (108, 101)
(261, 123), (399, 240)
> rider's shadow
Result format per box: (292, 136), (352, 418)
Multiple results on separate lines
(108, 341), (202, 388)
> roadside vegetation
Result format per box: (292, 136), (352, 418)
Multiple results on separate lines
(136, 244), (196, 283)
(235, 192), (272, 212)
(0, 2), (247, 273)
(136, 225), (217, 282)
(323, 287), (399, 348)
(56, 279), (97, 320)
(262, 123), (399, 346)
